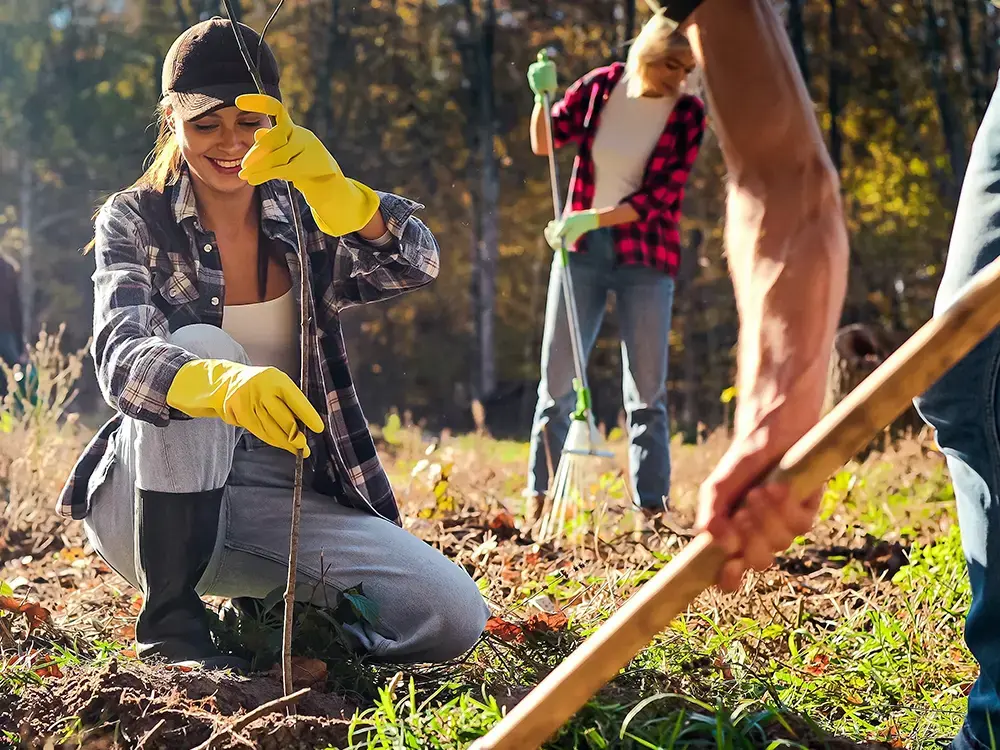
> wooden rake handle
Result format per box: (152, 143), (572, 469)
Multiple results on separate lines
(470, 255), (1000, 750)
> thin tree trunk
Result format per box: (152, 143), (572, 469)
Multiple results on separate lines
(619, 0), (637, 57)
(983, 2), (999, 92)
(477, 0), (498, 399)
(19, 158), (33, 347)
(787, 0), (811, 92)
(457, 0), (483, 400)
(174, 0), (189, 28)
(955, 0), (985, 120)
(925, 0), (967, 194)
(828, 0), (843, 176)
(309, 0), (341, 142)
(677, 229), (702, 441)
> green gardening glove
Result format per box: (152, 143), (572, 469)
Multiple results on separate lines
(527, 50), (558, 105)
(544, 210), (600, 250)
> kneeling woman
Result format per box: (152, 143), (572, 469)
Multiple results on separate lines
(58, 17), (488, 671)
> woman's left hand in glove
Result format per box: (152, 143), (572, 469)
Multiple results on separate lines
(544, 209), (600, 251)
(236, 93), (381, 237)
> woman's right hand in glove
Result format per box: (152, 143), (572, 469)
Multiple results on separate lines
(166, 359), (324, 457)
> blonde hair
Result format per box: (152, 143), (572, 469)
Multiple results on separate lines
(84, 102), (183, 253)
(134, 103), (184, 194)
(625, 12), (695, 97)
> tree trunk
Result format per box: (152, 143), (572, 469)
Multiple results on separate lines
(787, 0), (811, 91)
(955, 0), (985, 120)
(19, 158), (33, 347)
(308, 0), (341, 143)
(828, 0), (843, 176)
(619, 0), (636, 57)
(983, 2), (999, 92)
(677, 229), (703, 442)
(477, 0), (498, 400)
(925, 0), (967, 195)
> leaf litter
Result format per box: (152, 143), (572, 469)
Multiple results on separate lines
(0, 425), (967, 747)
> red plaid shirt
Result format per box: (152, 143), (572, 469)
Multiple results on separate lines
(550, 62), (706, 276)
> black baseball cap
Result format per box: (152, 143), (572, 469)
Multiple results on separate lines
(161, 17), (282, 121)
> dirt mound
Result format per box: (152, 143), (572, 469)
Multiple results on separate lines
(0, 658), (354, 749)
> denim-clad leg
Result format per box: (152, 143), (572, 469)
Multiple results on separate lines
(613, 263), (675, 509)
(914, 76), (1000, 750)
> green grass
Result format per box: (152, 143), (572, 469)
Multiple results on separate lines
(314, 440), (978, 749)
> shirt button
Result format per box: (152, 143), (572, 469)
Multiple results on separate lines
(211, 296), (220, 306)
(203, 243), (212, 252)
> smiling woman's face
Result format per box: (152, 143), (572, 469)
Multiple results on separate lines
(169, 105), (269, 195)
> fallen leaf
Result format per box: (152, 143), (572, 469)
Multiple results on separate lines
(35, 661), (63, 679)
(524, 611), (568, 633)
(60, 547), (87, 562)
(500, 566), (520, 584)
(805, 653), (830, 676)
(488, 511), (517, 539)
(0, 595), (51, 632)
(485, 616), (524, 643)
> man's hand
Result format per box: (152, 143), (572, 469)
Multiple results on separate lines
(695, 402), (824, 592)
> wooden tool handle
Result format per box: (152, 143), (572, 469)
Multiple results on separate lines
(470, 255), (1000, 750)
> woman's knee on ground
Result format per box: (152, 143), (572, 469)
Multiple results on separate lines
(395, 559), (490, 662)
(170, 324), (251, 365)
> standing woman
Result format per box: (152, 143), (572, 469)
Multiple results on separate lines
(524, 12), (706, 514)
(58, 17), (488, 671)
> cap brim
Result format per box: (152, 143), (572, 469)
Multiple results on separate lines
(166, 82), (281, 121)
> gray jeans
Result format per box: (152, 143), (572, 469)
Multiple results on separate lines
(84, 324), (489, 663)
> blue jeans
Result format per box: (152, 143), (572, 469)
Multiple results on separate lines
(527, 228), (676, 509)
(84, 324), (489, 664)
(914, 77), (1000, 750)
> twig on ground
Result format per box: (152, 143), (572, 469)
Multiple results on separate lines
(189, 687), (311, 750)
(136, 718), (166, 750)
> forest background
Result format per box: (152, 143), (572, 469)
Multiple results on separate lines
(1, 0), (986, 439)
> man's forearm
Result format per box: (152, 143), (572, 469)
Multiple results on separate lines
(685, 0), (849, 439)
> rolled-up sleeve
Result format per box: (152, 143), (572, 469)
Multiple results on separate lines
(90, 195), (197, 426)
(328, 192), (440, 310)
(550, 68), (605, 150)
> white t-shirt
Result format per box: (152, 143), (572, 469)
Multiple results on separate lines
(222, 288), (300, 379)
(591, 73), (677, 211)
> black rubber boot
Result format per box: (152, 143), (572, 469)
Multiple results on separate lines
(134, 487), (249, 672)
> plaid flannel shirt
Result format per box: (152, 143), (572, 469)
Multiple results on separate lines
(57, 166), (439, 525)
(550, 62), (706, 276)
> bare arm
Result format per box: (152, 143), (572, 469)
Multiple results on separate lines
(595, 203), (640, 227)
(685, 0), (849, 590)
(530, 101), (550, 156)
(356, 206), (389, 241)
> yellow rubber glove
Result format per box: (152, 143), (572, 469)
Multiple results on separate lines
(235, 93), (381, 237)
(166, 359), (325, 457)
